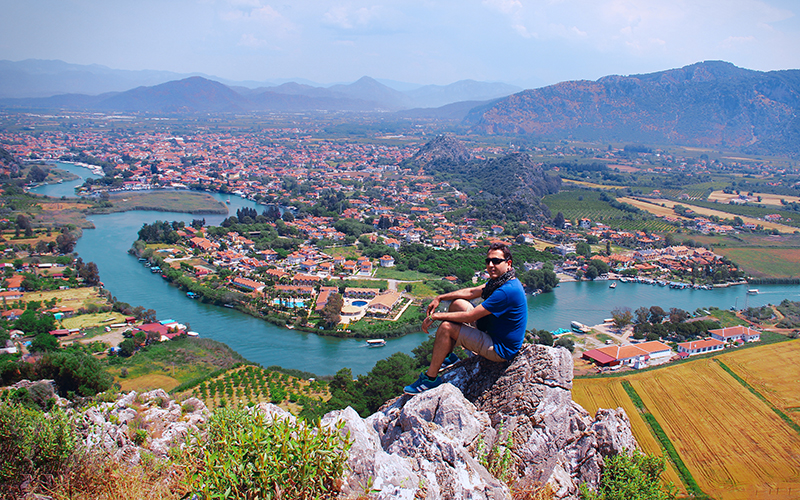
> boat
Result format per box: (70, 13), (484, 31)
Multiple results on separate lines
(571, 321), (591, 333)
(186, 331), (200, 337)
(226, 197), (231, 204)
(186, 292), (198, 299)
(366, 339), (386, 347)
(747, 289), (759, 295)
(609, 282), (617, 289)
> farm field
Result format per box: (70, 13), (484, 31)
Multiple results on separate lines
(714, 247), (800, 279)
(104, 191), (228, 214)
(708, 190), (800, 206)
(561, 179), (623, 189)
(23, 287), (108, 311)
(572, 378), (687, 494)
(542, 190), (677, 232)
(616, 197), (692, 219)
(630, 358), (800, 500)
(718, 340), (800, 426)
(648, 199), (798, 233)
(181, 364), (330, 415)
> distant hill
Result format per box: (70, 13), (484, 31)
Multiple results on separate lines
(95, 77), (250, 113)
(407, 136), (560, 222)
(467, 61), (800, 157)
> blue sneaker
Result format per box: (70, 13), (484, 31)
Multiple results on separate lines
(438, 352), (460, 373)
(404, 372), (443, 395)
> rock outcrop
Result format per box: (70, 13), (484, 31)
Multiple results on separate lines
(77, 388), (209, 464)
(55, 344), (633, 499)
(324, 344), (637, 499)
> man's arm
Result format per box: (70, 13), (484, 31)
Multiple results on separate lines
(425, 284), (485, 317)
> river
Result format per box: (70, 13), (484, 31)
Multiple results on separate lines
(30, 162), (800, 375)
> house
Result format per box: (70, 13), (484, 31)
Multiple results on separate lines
(232, 276), (266, 293)
(582, 341), (673, 369)
(379, 255), (395, 268)
(367, 291), (402, 315)
(554, 244), (576, 257)
(709, 325), (761, 343)
(292, 274), (321, 286)
(676, 338), (724, 357)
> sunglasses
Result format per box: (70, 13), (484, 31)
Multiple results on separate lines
(485, 257), (508, 266)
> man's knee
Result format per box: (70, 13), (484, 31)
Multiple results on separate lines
(449, 299), (473, 312)
(436, 320), (461, 340)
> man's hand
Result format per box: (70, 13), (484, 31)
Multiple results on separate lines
(426, 297), (441, 317)
(421, 313), (436, 334)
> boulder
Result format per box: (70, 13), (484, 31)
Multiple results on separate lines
(327, 344), (636, 500)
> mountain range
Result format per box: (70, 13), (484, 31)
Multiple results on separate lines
(469, 61), (800, 157)
(1, 60), (799, 156)
(0, 59), (520, 110)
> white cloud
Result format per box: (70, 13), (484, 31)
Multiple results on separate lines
(238, 33), (269, 47)
(483, 0), (523, 15)
(322, 4), (383, 30)
(721, 35), (757, 48)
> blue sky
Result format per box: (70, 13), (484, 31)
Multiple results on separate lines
(2, 0), (798, 88)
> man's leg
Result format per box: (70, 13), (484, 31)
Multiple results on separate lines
(425, 299), (472, 378)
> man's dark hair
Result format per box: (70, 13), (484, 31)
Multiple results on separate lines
(487, 242), (512, 263)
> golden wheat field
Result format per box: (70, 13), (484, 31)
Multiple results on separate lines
(572, 379), (687, 494)
(630, 359), (800, 500)
(718, 340), (800, 425)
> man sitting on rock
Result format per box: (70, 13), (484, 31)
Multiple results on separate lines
(404, 242), (528, 395)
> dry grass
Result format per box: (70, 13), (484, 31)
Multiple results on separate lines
(22, 287), (107, 310)
(630, 359), (800, 500)
(27, 450), (188, 500)
(646, 198), (797, 233)
(572, 378), (687, 494)
(61, 312), (126, 329)
(718, 340), (800, 425)
(118, 373), (181, 393)
(561, 179), (626, 190)
(707, 190), (800, 207)
(616, 197), (693, 219)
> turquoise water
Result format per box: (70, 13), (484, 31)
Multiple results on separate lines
(352, 300), (369, 307)
(30, 163), (800, 375)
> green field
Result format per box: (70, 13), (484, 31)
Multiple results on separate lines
(715, 247), (800, 279)
(107, 337), (247, 392)
(542, 189), (678, 232)
(102, 191), (228, 214)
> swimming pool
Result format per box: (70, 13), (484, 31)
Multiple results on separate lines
(352, 300), (368, 307)
(273, 299), (305, 308)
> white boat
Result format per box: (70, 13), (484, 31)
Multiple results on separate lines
(609, 282), (617, 289)
(571, 321), (591, 333)
(747, 289), (759, 295)
(186, 331), (200, 337)
(367, 339), (386, 347)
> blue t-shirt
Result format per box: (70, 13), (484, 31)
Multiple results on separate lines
(476, 278), (527, 360)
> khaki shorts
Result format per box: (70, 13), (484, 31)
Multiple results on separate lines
(455, 324), (507, 362)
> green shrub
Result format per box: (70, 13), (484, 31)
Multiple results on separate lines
(0, 402), (78, 490)
(185, 407), (351, 499)
(580, 450), (676, 500)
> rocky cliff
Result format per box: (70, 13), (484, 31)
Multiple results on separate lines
(63, 344), (634, 499)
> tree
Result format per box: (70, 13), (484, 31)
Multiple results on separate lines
(580, 451), (675, 500)
(78, 261), (100, 286)
(56, 232), (77, 254)
(37, 351), (113, 397)
(649, 306), (666, 324)
(117, 338), (136, 357)
(554, 337), (574, 352)
(668, 308), (689, 324)
(635, 307), (650, 325)
(575, 241), (591, 257)
(29, 332), (59, 352)
(611, 307), (633, 329)
(320, 293), (343, 327)
(553, 212), (565, 229)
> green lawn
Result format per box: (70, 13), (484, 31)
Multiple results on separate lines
(373, 268), (434, 280)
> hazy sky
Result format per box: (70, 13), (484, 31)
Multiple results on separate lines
(2, 0), (798, 88)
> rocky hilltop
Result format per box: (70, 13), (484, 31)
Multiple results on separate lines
(468, 61), (800, 157)
(71, 344), (635, 499)
(408, 136), (561, 222)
